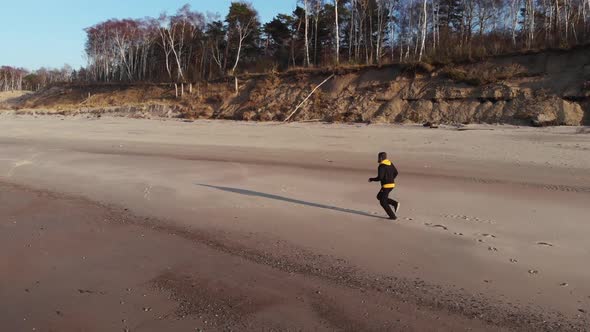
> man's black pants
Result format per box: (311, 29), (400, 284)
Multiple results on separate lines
(377, 188), (398, 219)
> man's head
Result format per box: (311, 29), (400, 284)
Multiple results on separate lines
(378, 152), (387, 163)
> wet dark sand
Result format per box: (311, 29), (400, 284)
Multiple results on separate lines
(1, 182), (587, 331)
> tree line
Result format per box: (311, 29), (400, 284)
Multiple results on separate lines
(83, 0), (590, 83)
(0, 65), (74, 92)
(2, 0), (590, 90)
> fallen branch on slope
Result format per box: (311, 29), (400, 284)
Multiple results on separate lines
(284, 74), (335, 122)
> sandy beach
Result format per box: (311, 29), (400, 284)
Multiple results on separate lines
(1, 115), (589, 331)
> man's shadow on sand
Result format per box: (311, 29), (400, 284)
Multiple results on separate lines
(196, 184), (384, 220)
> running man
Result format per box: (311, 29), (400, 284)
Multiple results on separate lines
(368, 152), (400, 220)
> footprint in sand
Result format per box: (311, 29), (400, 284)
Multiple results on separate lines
(481, 233), (497, 238)
(536, 241), (554, 247)
(441, 214), (495, 225)
(509, 258), (518, 263)
(425, 223), (448, 231)
(143, 185), (152, 200)
(488, 246), (498, 252)
(528, 269), (539, 275)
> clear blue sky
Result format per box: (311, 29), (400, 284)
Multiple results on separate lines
(0, 0), (296, 70)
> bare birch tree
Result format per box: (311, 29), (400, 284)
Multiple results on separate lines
(334, 0), (340, 64)
(305, 0), (312, 66)
(509, 0), (521, 46)
(226, 2), (259, 74)
(419, 0), (428, 61)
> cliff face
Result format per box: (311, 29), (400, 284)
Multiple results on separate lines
(213, 46), (589, 126)
(2, 46), (589, 126)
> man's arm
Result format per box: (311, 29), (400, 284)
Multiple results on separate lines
(369, 165), (384, 182)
